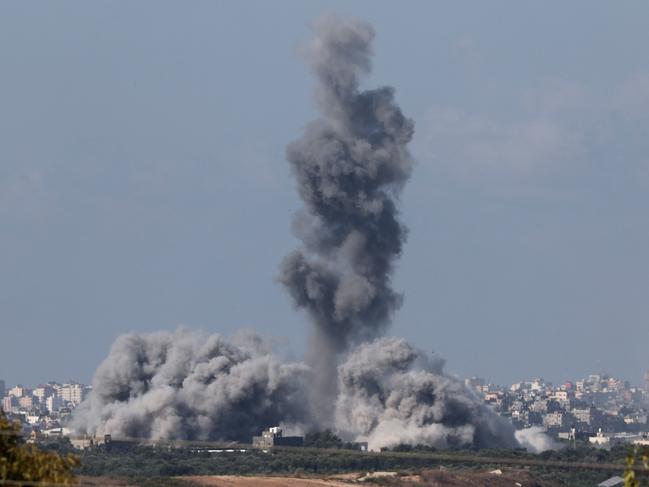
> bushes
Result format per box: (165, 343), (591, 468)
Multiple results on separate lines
(0, 411), (79, 484)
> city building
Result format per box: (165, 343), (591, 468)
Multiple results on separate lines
(543, 412), (569, 429)
(18, 396), (33, 410)
(8, 385), (26, 398)
(46, 395), (62, 413)
(33, 385), (54, 401)
(70, 434), (112, 450)
(572, 406), (599, 426)
(59, 383), (88, 406)
(252, 427), (303, 448)
(2, 395), (16, 412)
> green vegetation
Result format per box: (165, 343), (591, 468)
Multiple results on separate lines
(624, 445), (649, 486)
(303, 429), (366, 450)
(9, 426), (639, 487)
(0, 410), (79, 485)
(68, 441), (637, 486)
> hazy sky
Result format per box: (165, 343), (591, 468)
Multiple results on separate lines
(2, 1), (649, 387)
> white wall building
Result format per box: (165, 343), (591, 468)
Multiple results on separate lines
(59, 383), (87, 406)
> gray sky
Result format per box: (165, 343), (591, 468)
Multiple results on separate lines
(2, 1), (648, 387)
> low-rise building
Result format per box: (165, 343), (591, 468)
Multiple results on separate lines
(252, 427), (303, 448)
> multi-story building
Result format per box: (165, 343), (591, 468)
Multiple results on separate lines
(18, 396), (33, 410)
(0, 379), (5, 398)
(252, 427), (303, 448)
(8, 385), (26, 398)
(572, 406), (599, 427)
(33, 385), (54, 402)
(59, 383), (87, 406)
(471, 371), (649, 437)
(531, 399), (548, 413)
(543, 411), (567, 429)
(46, 395), (62, 413)
(2, 395), (16, 412)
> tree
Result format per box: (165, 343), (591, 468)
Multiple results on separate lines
(0, 410), (79, 484)
(303, 430), (343, 449)
(624, 445), (649, 487)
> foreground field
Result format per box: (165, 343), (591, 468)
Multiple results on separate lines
(73, 443), (631, 486)
(186, 475), (353, 486)
(184, 469), (559, 486)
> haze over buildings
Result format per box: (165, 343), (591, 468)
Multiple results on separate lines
(1, 2), (648, 395)
(3, 369), (647, 453)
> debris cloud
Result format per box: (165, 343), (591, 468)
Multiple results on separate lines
(74, 14), (530, 452)
(334, 338), (519, 450)
(72, 328), (311, 441)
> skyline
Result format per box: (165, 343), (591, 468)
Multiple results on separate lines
(2, 1), (649, 387)
(3, 368), (649, 391)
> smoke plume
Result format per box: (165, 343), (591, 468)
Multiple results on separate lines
(515, 426), (561, 454)
(334, 338), (518, 450)
(73, 14), (536, 452)
(72, 328), (311, 441)
(278, 13), (414, 405)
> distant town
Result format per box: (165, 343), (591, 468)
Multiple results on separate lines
(466, 371), (649, 448)
(2, 371), (649, 449)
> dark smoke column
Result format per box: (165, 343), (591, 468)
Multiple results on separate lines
(278, 14), (414, 414)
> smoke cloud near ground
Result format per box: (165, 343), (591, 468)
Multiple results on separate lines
(73, 13), (548, 452)
(515, 426), (562, 453)
(72, 328), (312, 441)
(335, 338), (519, 450)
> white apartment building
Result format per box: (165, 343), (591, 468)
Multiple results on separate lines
(59, 383), (87, 406)
(33, 386), (54, 401)
(8, 385), (26, 398)
(18, 396), (33, 410)
(2, 396), (16, 412)
(46, 395), (62, 413)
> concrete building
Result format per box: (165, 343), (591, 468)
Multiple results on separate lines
(252, 427), (303, 448)
(0, 379), (5, 398)
(543, 411), (569, 429)
(18, 396), (33, 410)
(59, 383), (87, 406)
(2, 395), (16, 412)
(8, 385), (26, 398)
(531, 400), (549, 413)
(572, 406), (599, 426)
(33, 386), (54, 401)
(46, 395), (62, 413)
(589, 429), (610, 448)
(71, 434), (112, 450)
(553, 390), (569, 402)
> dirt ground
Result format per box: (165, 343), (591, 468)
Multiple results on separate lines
(184, 468), (558, 487)
(414, 469), (558, 486)
(184, 476), (355, 487)
(77, 477), (136, 486)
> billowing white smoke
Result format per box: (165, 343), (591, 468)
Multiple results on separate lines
(334, 338), (519, 450)
(515, 427), (562, 453)
(74, 330), (522, 449)
(72, 14), (552, 453)
(72, 328), (312, 441)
